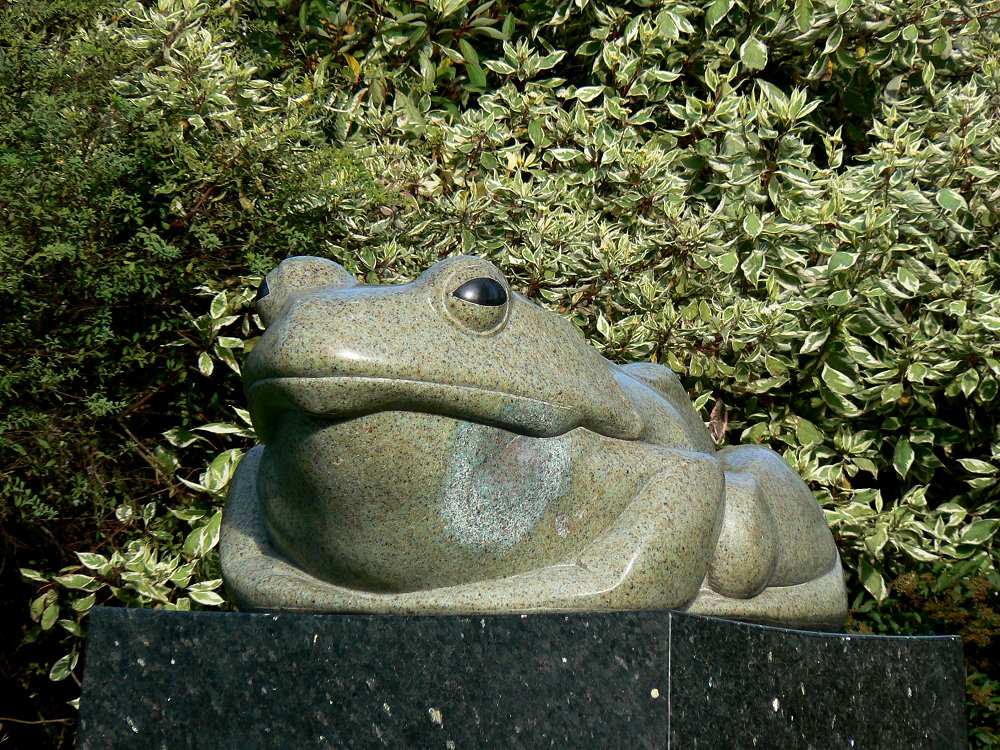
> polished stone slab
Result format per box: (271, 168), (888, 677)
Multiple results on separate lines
(77, 607), (965, 749)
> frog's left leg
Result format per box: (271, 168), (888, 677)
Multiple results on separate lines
(685, 445), (848, 629)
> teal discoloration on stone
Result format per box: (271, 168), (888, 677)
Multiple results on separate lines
(440, 421), (573, 552)
(221, 256), (848, 629)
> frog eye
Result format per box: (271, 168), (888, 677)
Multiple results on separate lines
(445, 275), (510, 333)
(256, 256), (358, 328)
(254, 278), (270, 304)
(452, 277), (508, 307)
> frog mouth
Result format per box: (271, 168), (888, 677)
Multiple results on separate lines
(247, 376), (585, 444)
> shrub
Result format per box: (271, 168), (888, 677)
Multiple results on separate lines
(1, 0), (381, 742)
(7, 0), (1000, 745)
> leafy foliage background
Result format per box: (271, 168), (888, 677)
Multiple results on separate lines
(1, 0), (998, 745)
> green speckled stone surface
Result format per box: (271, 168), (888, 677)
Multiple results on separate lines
(221, 256), (848, 629)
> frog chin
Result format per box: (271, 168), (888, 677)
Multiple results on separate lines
(247, 376), (586, 444)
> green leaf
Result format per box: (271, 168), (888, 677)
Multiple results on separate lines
(800, 329), (829, 355)
(740, 251), (766, 286)
(21, 568), (47, 583)
(574, 86), (604, 103)
(795, 418), (823, 447)
(76, 552), (109, 570)
(834, 0), (852, 14)
(54, 574), (96, 590)
(742, 211), (763, 237)
(935, 188), (966, 213)
(858, 558), (887, 601)
(958, 458), (997, 475)
(959, 368), (980, 397)
(819, 384), (861, 416)
(880, 382), (904, 404)
(828, 251), (856, 272)
(59, 619), (83, 637)
(979, 315), (1000, 332)
(718, 251), (739, 274)
(705, 0), (734, 29)
(821, 364), (855, 394)
(466, 60), (487, 89)
(959, 519), (999, 545)
(188, 578), (223, 592)
(966, 165), (998, 180)
(501, 13), (515, 39)
(656, 11), (678, 39)
(41, 603), (59, 631)
(864, 523), (889, 556)
(458, 39), (479, 65)
(893, 438), (914, 478)
(183, 510), (223, 558)
(209, 291), (227, 319)
(897, 542), (939, 563)
(906, 362), (928, 383)
(549, 148), (581, 163)
(739, 35), (768, 70)
(896, 267), (920, 294)
(430, 0), (469, 16)
(828, 289), (852, 306)
(189, 590), (225, 607)
(198, 351), (214, 377)
(794, 0), (814, 31)
(30, 591), (56, 622)
(49, 653), (77, 682)
(823, 25), (844, 55)
(484, 59), (515, 75)
(71, 593), (98, 613)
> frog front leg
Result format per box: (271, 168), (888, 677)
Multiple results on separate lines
(685, 445), (848, 629)
(221, 446), (726, 614)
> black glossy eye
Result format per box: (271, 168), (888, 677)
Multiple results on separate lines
(254, 278), (270, 304)
(452, 277), (507, 307)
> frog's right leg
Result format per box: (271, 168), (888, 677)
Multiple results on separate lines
(685, 445), (848, 629)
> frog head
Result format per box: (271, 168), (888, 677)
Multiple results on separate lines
(245, 255), (643, 444)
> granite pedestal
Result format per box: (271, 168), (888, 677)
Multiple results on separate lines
(77, 607), (965, 748)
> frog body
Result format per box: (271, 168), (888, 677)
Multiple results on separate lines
(220, 256), (847, 628)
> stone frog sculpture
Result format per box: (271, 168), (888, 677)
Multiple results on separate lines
(221, 255), (848, 629)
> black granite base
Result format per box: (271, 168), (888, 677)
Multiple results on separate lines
(77, 607), (966, 749)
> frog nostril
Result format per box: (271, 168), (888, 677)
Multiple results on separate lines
(452, 277), (507, 307)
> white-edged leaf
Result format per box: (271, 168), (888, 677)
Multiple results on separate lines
(739, 35), (768, 70)
(189, 590), (225, 607)
(197, 351), (214, 376)
(959, 519), (999, 544)
(743, 211), (763, 237)
(958, 458), (996, 475)
(49, 653), (78, 682)
(706, 0), (734, 29)
(935, 188), (966, 213)
(821, 364), (855, 394)
(893, 438), (915, 478)
(54, 574), (96, 590)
